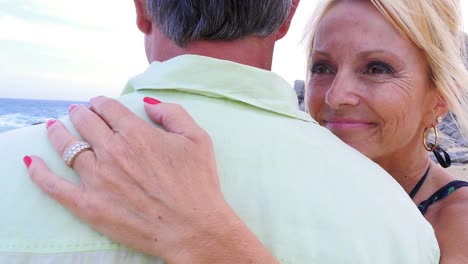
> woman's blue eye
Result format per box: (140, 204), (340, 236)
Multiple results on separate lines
(365, 62), (394, 74)
(310, 63), (333, 74)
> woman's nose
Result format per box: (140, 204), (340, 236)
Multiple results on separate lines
(325, 72), (360, 109)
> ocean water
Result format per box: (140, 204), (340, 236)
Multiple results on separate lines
(0, 98), (85, 133)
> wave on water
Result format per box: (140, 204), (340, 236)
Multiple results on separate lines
(0, 98), (83, 133)
(0, 113), (53, 131)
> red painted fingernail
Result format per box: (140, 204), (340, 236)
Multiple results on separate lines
(68, 104), (78, 112)
(23, 156), (32, 168)
(143, 97), (161, 105)
(46, 119), (57, 129)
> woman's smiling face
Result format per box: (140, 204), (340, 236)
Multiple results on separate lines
(306, 0), (441, 161)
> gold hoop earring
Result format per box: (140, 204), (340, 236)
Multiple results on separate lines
(423, 126), (438, 152)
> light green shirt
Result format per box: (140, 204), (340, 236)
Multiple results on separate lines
(0, 55), (439, 263)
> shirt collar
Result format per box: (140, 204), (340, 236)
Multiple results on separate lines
(122, 55), (314, 122)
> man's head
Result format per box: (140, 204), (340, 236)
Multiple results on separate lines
(133, 0), (299, 68)
(144, 0), (293, 47)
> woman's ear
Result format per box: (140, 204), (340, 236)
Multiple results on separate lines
(427, 93), (449, 126)
(134, 0), (152, 34)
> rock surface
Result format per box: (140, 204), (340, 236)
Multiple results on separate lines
(436, 33), (468, 164)
(293, 80), (305, 111)
(438, 114), (468, 165)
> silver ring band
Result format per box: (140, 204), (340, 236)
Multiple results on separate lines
(63, 141), (92, 167)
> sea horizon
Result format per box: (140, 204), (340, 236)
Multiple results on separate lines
(0, 97), (86, 133)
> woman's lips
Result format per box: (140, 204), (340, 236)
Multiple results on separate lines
(323, 120), (375, 130)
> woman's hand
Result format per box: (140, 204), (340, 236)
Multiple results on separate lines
(24, 96), (278, 263)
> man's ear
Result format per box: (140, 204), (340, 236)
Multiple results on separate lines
(134, 0), (152, 34)
(275, 0), (300, 40)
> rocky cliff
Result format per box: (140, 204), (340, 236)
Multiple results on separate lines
(438, 34), (468, 164)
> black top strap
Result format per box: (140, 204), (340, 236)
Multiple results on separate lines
(417, 180), (468, 215)
(409, 166), (431, 199)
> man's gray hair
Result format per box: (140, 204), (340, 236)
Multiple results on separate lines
(146, 0), (293, 46)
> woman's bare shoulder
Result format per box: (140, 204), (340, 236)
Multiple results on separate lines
(432, 183), (468, 219)
(431, 187), (468, 263)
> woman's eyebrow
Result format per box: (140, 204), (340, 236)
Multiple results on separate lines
(311, 50), (331, 57)
(356, 49), (399, 58)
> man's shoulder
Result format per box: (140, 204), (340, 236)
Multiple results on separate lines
(0, 124), (49, 169)
(0, 121), (124, 254)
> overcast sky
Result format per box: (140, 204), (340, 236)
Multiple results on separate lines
(0, 1), (467, 100)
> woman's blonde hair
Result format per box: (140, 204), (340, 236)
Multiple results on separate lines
(305, 0), (468, 135)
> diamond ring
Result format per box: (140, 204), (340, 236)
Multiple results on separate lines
(63, 141), (92, 168)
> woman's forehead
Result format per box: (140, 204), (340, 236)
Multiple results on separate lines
(313, 1), (417, 56)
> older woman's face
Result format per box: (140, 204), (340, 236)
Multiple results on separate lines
(307, 1), (438, 161)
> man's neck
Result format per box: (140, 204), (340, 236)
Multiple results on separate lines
(146, 34), (276, 71)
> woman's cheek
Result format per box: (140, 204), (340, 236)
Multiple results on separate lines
(306, 82), (327, 118)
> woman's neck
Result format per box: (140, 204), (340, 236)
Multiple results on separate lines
(373, 146), (431, 195)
